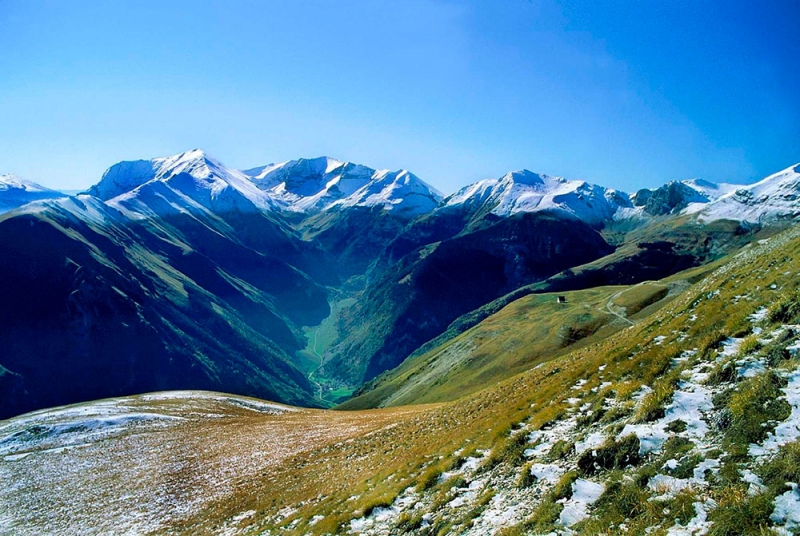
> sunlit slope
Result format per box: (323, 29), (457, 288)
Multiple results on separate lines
(342, 279), (681, 409)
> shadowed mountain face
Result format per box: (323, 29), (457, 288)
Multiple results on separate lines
(0, 197), (329, 419)
(322, 212), (615, 384)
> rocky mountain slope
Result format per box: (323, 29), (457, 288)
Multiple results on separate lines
(4, 210), (800, 535)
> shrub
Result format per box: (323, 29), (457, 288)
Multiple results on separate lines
(553, 470), (579, 500)
(708, 485), (774, 535)
(768, 293), (800, 324)
(671, 454), (703, 480)
(417, 466), (442, 492)
(516, 462), (536, 488)
(738, 334), (762, 356)
(666, 419), (688, 433)
(707, 362), (737, 387)
(545, 440), (575, 462)
(579, 477), (661, 533)
(758, 440), (800, 495)
(635, 379), (676, 423)
(660, 436), (695, 462)
(481, 429), (529, 471)
(577, 434), (641, 476)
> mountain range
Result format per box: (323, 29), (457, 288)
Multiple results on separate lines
(1, 151), (799, 419)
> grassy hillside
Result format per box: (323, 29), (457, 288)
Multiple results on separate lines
(342, 273), (702, 410)
(341, 286), (635, 409)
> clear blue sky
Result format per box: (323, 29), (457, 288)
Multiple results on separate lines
(1, 0), (798, 193)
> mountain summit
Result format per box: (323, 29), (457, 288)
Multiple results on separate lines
(243, 156), (442, 217)
(88, 149), (279, 217)
(441, 169), (632, 227)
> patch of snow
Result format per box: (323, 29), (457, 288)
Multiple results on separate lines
(530, 463), (565, 483)
(666, 499), (716, 535)
(740, 469), (767, 495)
(622, 379), (712, 455)
(750, 307), (769, 323)
(750, 370), (800, 456)
(575, 432), (606, 455)
(719, 337), (743, 357)
(736, 358), (766, 378)
(558, 479), (604, 527)
(771, 483), (800, 532)
(648, 474), (695, 497)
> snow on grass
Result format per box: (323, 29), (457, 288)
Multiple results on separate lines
(558, 479), (604, 527)
(622, 377), (713, 455)
(750, 370), (800, 457)
(575, 431), (606, 455)
(480, 493), (520, 527)
(529, 463), (565, 483)
(740, 468), (767, 495)
(349, 486), (419, 533)
(571, 379), (589, 390)
(771, 483), (800, 533)
(667, 382), (713, 439)
(666, 499), (716, 536)
(524, 416), (578, 458)
(0, 413), (183, 456)
(750, 307), (769, 323)
(719, 337), (743, 357)
(649, 474), (696, 497)
(692, 458), (720, 481)
(736, 358), (766, 378)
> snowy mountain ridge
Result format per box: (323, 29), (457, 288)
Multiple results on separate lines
(87, 149), (279, 219)
(441, 169), (633, 227)
(4, 153), (800, 228)
(243, 156), (442, 217)
(0, 174), (66, 213)
(696, 163), (800, 224)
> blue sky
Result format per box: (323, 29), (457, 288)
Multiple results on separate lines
(0, 0), (798, 193)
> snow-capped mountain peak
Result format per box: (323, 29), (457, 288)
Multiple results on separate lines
(0, 174), (66, 214)
(0, 174), (58, 193)
(443, 169), (632, 227)
(698, 163), (800, 223)
(242, 157), (441, 217)
(88, 149), (278, 218)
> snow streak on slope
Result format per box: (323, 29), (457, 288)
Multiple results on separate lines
(243, 157), (442, 217)
(442, 170), (632, 227)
